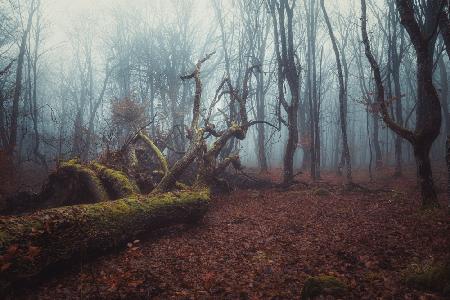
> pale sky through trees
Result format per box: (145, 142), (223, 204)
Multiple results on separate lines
(1, 0), (445, 181)
(30, 0), (390, 169)
(44, 0), (359, 60)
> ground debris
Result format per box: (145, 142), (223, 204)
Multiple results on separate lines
(11, 169), (450, 299)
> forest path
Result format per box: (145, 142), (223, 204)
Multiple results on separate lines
(24, 171), (450, 299)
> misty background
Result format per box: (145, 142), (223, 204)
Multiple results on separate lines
(0, 0), (448, 190)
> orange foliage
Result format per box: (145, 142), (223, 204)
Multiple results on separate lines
(111, 97), (149, 130)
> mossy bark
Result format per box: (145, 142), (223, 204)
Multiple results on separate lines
(50, 159), (109, 204)
(0, 188), (209, 291)
(135, 132), (169, 176)
(90, 162), (140, 198)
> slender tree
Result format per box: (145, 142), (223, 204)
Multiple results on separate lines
(320, 0), (352, 183)
(361, 0), (442, 207)
(267, 0), (301, 185)
(8, 0), (37, 156)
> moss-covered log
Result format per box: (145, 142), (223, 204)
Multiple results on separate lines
(0, 188), (209, 291)
(42, 159), (109, 207)
(90, 162), (140, 198)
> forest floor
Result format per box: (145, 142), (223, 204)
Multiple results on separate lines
(15, 167), (450, 299)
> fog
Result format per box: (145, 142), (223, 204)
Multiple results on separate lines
(2, 1), (450, 296)
(0, 0), (448, 184)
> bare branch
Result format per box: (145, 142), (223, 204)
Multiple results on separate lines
(361, 0), (416, 143)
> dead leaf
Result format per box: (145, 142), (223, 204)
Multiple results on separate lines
(7, 244), (18, 256)
(27, 245), (41, 258)
(1, 263), (11, 272)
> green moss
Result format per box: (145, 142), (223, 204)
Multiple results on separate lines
(59, 159), (140, 201)
(84, 190), (206, 233)
(90, 163), (139, 199)
(59, 158), (81, 167)
(137, 132), (169, 175)
(23, 219), (44, 233)
(175, 182), (190, 190)
(127, 145), (138, 169)
(58, 159), (109, 202)
(0, 184), (210, 295)
(0, 229), (9, 244)
(301, 275), (348, 300)
(402, 261), (450, 296)
(79, 189), (209, 224)
(313, 188), (331, 197)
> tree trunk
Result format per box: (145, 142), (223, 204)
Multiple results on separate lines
(72, 109), (84, 157)
(321, 0), (352, 182)
(284, 106), (299, 184)
(447, 136), (450, 208)
(268, 0), (300, 185)
(256, 72), (268, 172)
(256, 122), (268, 172)
(392, 53), (403, 176)
(373, 103), (383, 168)
(83, 65), (110, 162)
(413, 144), (437, 208)
(307, 76), (316, 180)
(413, 47), (441, 208)
(439, 57), (449, 135)
(362, 0), (441, 207)
(0, 189), (209, 291)
(29, 6), (46, 169)
(8, 4), (36, 155)
(366, 109), (373, 180)
(439, 3), (450, 60)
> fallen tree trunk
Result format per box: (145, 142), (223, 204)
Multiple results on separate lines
(0, 188), (209, 291)
(0, 160), (142, 215)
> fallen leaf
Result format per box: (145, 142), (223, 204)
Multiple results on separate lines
(28, 245), (41, 258)
(1, 263), (11, 272)
(7, 244), (18, 256)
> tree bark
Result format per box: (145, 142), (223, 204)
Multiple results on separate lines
(268, 0), (300, 185)
(389, 0), (405, 176)
(439, 1), (450, 59)
(83, 66), (111, 161)
(373, 102), (383, 168)
(284, 106), (299, 184)
(439, 57), (449, 135)
(413, 144), (437, 208)
(254, 7), (270, 172)
(154, 53), (214, 193)
(255, 62), (268, 172)
(447, 136), (450, 208)
(361, 0), (441, 207)
(8, 3), (36, 155)
(321, 0), (352, 182)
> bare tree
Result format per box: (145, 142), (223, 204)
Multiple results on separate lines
(438, 0), (450, 59)
(154, 53), (269, 192)
(7, 0), (37, 156)
(24, 0), (48, 169)
(304, 0), (321, 180)
(239, 0), (271, 172)
(320, 0), (352, 183)
(361, 0), (442, 207)
(267, 0), (301, 185)
(386, 0), (406, 176)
